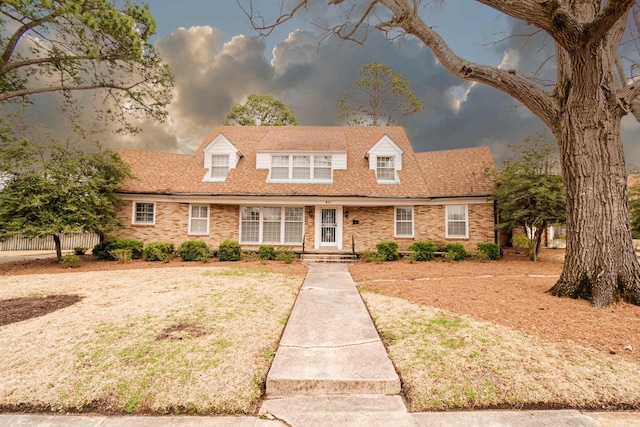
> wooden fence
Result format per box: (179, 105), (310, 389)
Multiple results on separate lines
(0, 233), (100, 252)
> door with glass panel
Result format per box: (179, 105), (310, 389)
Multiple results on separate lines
(320, 208), (337, 246)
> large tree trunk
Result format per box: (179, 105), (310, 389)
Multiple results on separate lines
(548, 19), (640, 307)
(549, 116), (640, 307)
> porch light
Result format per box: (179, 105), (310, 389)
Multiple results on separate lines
(344, 209), (349, 218)
(309, 210), (314, 218)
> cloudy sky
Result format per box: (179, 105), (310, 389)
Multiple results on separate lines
(12, 1), (640, 166)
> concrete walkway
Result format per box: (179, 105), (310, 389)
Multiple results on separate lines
(1, 263), (640, 426)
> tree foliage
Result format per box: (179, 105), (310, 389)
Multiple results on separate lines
(0, 0), (173, 133)
(493, 134), (566, 261)
(629, 180), (640, 239)
(240, 0), (640, 307)
(0, 142), (131, 260)
(337, 62), (423, 126)
(223, 94), (298, 126)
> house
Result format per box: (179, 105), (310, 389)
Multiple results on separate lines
(113, 126), (496, 253)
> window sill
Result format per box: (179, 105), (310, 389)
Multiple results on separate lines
(267, 179), (333, 184)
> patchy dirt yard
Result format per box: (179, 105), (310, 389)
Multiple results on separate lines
(351, 249), (640, 364)
(0, 263), (304, 415)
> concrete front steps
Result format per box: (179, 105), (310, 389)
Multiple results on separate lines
(300, 252), (357, 263)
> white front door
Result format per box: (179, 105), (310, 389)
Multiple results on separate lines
(315, 206), (342, 250)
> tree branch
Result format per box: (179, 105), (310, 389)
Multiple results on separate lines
(0, 80), (151, 103)
(585, 0), (635, 46)
(380, 1), (558, 128)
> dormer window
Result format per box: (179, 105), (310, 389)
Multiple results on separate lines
(268, 154), (333, 182)
(202, 133), (243, 182)
(367, 135), (404, 184)
(376, 156), (395, 181)
(210, 155), (230, 179)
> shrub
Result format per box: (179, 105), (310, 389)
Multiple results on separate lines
(512, 234), (532, 254)
(110, 249), (132, 263)
(218, 240), (242, 262)
(275, 246), (297, 264)
(144, 241), (175, 262)
(242, 250), (259, 262)
(258, 245), (276, 261)
(376, 241), (399, 261)
(442, 243), (466, 261)
(73, 247), (87, 256)
(93, 239), (143, 260)
(61, 254), (81, 268)
(477, 242), (500, 260)
(408, 241), (437, 261)
(178, 239), (212, 262)
(359, 249), (385, 263)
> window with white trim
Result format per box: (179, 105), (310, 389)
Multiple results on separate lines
(395, 207), (414, 237)
(271, 156), (290, 179)
(446, 205), (468, 238)
(133, 202), (155, 224)
(263, 207), (282, 243)
(284, 207), (304, 243)
(314, 155), (332, 180)
(376, 156), (396, 181)
(240, 207), (304, 244)
(210, 155), (230, 179)
(189, 204), (209, 235)
(241, 207), (261, 243)
(292, 156), (311, 179)
(269, 154), (333, 182)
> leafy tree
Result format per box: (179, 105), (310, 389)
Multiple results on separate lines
(0, 0), (173, 133)
(241, 1), (640, 308)
(629, 180), (640, 239)
(223, 94), (298, 126)
(493, 134), (566, 261)
(337, 62), (423, 126)
(0, 143), (131, 260)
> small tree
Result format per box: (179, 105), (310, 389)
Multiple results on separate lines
(337, 62), (423, 126)
(0, 143), (130, 260)
(223, 94), (298, 126)
(493, 134), (566, 261)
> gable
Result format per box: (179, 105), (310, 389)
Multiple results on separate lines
(202, 133), (244, 182)
(367, 135), (405, 171)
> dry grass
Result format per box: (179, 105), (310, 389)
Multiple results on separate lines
(361, 292), (640, 412)
(0, 267), (302, 415)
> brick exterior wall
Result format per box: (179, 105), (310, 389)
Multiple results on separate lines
(113, 201), (495, 253)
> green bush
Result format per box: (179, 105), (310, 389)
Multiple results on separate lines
(512, 234), (532, 254)
(408, 241), (437, 261)
(61, 254), (81, 268)
(73, 247), (87, 256)
(110, 249), (132, 263)
(359, 249), (385, 263)
(275, 246), (297, 264)
(258, 245), (276, 261)
(376, 241), (399, 261)
(93, 239), (143, 260)
(218, 240), (242, 261)
(442, 243), (466, 261)
(144, 241), (175, 262)
(477, 242), (500, 260)
(178, 239), (212, 262)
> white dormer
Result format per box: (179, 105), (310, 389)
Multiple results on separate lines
(367, 135), (404, 183)
(202, 133), (244, 182)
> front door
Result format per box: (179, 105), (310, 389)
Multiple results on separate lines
(315, 206), (342, 250)
(321, 208), (337, 246)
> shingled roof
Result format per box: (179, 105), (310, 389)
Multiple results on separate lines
(415, 147), (495, 197)
(117, 126), (494, 199)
